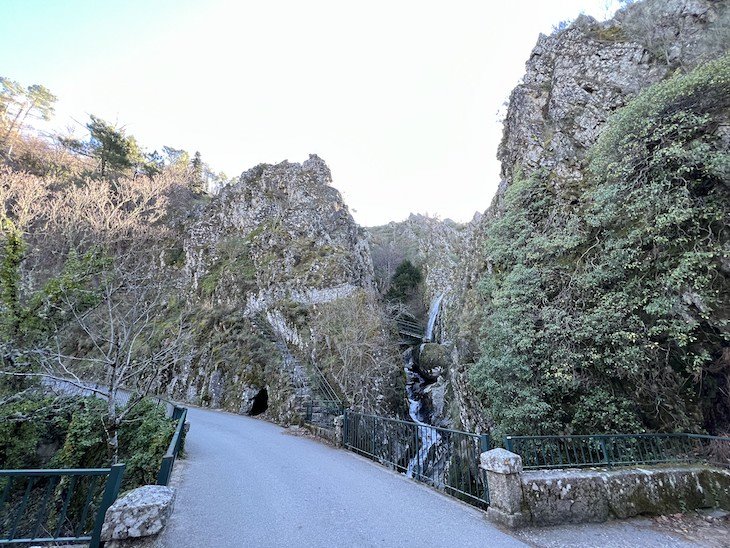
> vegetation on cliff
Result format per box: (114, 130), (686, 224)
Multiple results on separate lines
(472, 54), (730, 438)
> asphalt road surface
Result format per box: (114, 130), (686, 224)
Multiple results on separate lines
(160, 407), (699, 548)
(159, 406), (526, 548)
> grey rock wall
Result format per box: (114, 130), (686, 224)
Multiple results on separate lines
(520, 466), (730, 526)
(166, 155), (378, 424)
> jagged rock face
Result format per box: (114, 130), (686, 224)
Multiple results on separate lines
(169, 155), (376, 424)
(498, 1), (721, 194)
(368, 0), (725, 434)
(185, 154), (374, 308)
(457, 0), (726, 433)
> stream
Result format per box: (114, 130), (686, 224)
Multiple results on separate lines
(404, 292), (445, 478)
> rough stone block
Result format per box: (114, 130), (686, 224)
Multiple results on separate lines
(333, 415), (344, 447)
(480, 448), (523, 475)
(487, 472), (525, 516)
(520, 465), (730, 527)
(486, 506), (527, 528)
(102, 485), (176, 541)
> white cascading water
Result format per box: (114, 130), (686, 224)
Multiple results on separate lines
(404, 292), (445, 479)
(404, 350), (440, 478)
(424, 292), (445, 342)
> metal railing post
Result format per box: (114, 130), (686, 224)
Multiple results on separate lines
(479, 434), (491, 503)
(479, 434), (490, 453)
(157, 407), (187, 486)
(599, 436), (611, 467)
(504, 436), (513, 452)
(90, 463), (125, 548)
(343, 409), (349, 448)
(175, 409), (187, 455)
(156, 455), (174, 486)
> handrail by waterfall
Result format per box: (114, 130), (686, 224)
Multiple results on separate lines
(343, 410), (490, 507)
(396, 318), (425, 342)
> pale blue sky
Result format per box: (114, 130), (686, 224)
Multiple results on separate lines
(0, 0), (623, 225)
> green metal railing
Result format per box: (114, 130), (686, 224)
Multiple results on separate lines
(0, 464), (124, 547)
(344, 411), (490, 507)
(303, 359), (344, 430)
(304, 399), (344, 427)
(504, 433), (730, 470)
(396, 318), (425, 341)
(157, 406), (188, 486)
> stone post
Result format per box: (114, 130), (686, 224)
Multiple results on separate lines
(333, 415), (344, 447)
(102, 485), (176, 546)
(480, 448), (526, 528)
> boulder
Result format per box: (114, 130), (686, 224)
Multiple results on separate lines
(102, 485), (176, 542)
(417, 343), (450, 381)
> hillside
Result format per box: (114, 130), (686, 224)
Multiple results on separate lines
(0, 0), (728, 441)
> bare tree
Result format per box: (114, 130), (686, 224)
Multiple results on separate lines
(310, 290), (402, 413)
(0, 166), (189, 461)
(43, 269), (184, 461)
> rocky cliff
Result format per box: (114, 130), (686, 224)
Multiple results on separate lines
(166, 155), (381, 423)
(185, 154), (373, 308)
(498, 0), (724, 197)
(468, 0), (729, 435)
(367, 0), (729, 435)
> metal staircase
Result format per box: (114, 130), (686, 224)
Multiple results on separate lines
(251, 313), (343, 427)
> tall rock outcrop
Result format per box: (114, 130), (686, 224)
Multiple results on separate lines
(498, 0), (724, 196)
(460, 0), (729, 434)
(373, 0), (728, 434)
(185, 154), (373, 308)
(167, 155), (377, 423)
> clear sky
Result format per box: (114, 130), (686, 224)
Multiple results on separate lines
(0, 0), (623, 226)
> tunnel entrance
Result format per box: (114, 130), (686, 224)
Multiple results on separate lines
(249, 387), (268, 416)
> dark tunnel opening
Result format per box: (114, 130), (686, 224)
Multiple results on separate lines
(249, 387), (268, 416)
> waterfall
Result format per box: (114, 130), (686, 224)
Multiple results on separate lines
(400, 292), (447, 480)
(403, 348), (440, 478)
(424, 292), (445, 342)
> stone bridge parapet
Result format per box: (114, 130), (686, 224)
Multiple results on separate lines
(480, 449), (730, 528)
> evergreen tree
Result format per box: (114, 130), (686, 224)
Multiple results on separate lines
(385, 259), (422, 302)
(190, 151), (205, 193)
(0, 79), (57, 148)
(62, 115), (142, 176)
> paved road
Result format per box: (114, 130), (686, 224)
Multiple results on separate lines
(160, 406), (525, 548)
(161, 407), (700, 548)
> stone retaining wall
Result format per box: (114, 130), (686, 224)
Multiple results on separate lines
(481, 449), (730, 528)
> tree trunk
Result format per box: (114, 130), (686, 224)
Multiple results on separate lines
(2, 101), (28, 143)
(106, 393), (120, 464)
(106, 364), (120, 463)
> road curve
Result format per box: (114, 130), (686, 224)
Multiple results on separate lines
(160, 406), (525, 548)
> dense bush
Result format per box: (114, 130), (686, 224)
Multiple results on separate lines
(472, 54), (730, 439)
(385, 259), (423, 303)
(0, 395), (175, 490)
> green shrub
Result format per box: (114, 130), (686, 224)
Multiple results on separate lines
(0, 394), (176, 491)
(472, 55), (730, 438)
(385, 259), (423, 302)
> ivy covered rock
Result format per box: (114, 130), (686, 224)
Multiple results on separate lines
(472, 53), (730, 438)
(417, 343), (450, 381)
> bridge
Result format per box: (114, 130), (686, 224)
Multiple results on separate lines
(159, 406), (523, 547)
(157, 407), (704, 548)
(397, 317), (425, 343)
